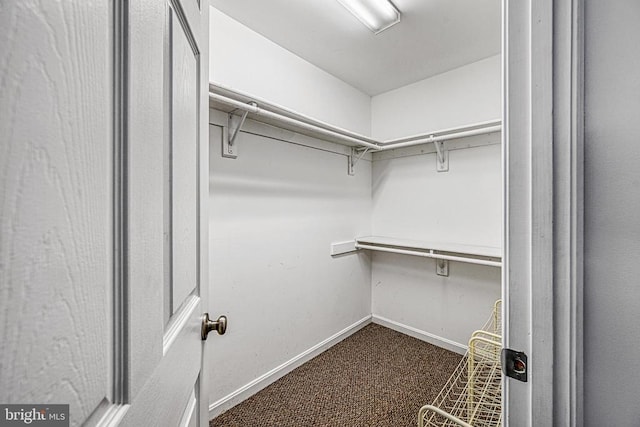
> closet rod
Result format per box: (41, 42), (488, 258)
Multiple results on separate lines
(209, 88), (502, 152)
(210, 82), (379, 145)
(354, 243), (502, 268)
(381, 119), (502, 145)
(209, 92), (380, 150)
(372, 124), (503, 152)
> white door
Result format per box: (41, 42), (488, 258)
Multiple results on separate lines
(0, 0), (213, 426)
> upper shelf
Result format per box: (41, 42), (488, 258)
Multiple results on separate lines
(354, 235), (502, 268)
(209, 82), (502, 153)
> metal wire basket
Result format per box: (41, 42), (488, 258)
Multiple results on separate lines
(418, 300), (502, 427)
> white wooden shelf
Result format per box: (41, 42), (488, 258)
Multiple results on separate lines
(354, 236), (502, 268)
(209, 82), (502, 170)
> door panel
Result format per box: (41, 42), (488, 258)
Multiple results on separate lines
(179, 390), (198, 427)
(178, 0), (202, 39)
(125, 0), (166, 404)
(0, 2), (114, 425)
(171, 8), (199, 316)
(0, 0), (210, 425)
(121, 0), (209, 424)
(122, 0), (208, 426)
(121, 297), (202, 426)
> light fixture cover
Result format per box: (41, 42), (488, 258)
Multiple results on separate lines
(337, 0), (401, 34)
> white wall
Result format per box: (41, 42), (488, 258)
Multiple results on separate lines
(208, 12), (373, 412)
(208, 114), (372, 415)
(372, 139), (502, 247)
(209, 7), (371, 135)
(583, 1), (640, 425)
(371, 253), (501, 351)
(371, 139), (502, 350)
(371, 55), (501, 140)
(208, 6), (502, 412)
(370, 58), (502, 350)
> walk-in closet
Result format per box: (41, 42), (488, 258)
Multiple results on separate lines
(207, 1), (503, 425)
(6, 0), (638, 424)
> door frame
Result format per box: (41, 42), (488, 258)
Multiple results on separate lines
(502, 0), (584, 425)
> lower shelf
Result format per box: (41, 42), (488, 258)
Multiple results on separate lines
(355, 236), (502, 268)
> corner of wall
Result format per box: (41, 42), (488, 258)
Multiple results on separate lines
(209, 6), (371, 136)
(370, 54), (502, 139)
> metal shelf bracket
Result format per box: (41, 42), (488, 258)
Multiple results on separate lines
(432, 138), (449, 172)
(348, 147), (370, 176)
(436, 258), (449, 276)
(222, 102), (257, 159)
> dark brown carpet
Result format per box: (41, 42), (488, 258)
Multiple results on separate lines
(210, 323), (461, 427)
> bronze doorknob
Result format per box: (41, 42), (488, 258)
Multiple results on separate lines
(201, 313), (227, 340)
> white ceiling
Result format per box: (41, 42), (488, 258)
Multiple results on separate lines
(209, 0), (501, 96)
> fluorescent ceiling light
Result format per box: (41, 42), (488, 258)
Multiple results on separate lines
(337, 0), (401, 34)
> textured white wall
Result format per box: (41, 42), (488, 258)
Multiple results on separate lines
(371, 252), (501, 349)
(370, 57), (502, 348)
(371, 55), (501, 140)
(208, 119), (372, 413)
(371, 140), (502, 348)
(583, 1), (640, 425)
(209, 7), (371, 135)
(372, 140), (502, 247)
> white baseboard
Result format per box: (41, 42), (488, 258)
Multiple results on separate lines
(209, 315), (372, 419)
(371, 314), (467, 355)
